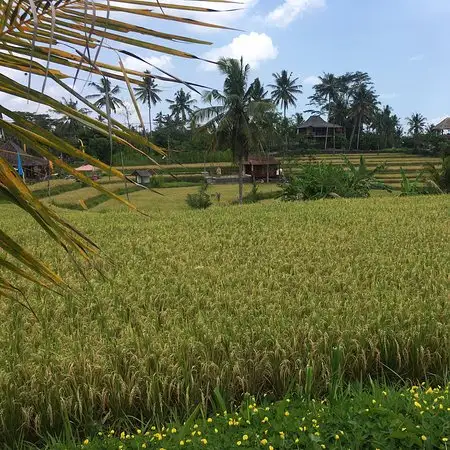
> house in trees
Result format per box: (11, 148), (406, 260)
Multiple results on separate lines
(244, 155), (280, 182)
(0, 140), (49, 181)
(433, 118), (450, 137)
(297, 115), (344, 148)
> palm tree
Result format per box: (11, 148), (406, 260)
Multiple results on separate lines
(407, 113), (427, 135)
(55, 98), (90, 140)
(269, 70), (302, 118)
(167, 88), (196, 124)
(134, 71), (162, 136)
(86, 78), (125, 113)
(407, 113), (427, 151)
(349, 85), (379, 150)
(309, 73), (342, 149)
(249, 78), (268, 102)
(195, 57), (272, 204)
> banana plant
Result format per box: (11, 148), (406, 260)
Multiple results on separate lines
(0, 0), (234, 298)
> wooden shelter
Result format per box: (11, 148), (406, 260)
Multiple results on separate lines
(297, 115), (344, 149)
(433, 118), (450, 137)
(244, 155), (280, 182)
(132, 169), (152, 184)
(0, 140), (49, 181)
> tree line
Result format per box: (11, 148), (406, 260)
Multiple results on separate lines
(5, 61), (448, 169)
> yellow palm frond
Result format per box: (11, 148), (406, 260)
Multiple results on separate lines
(0, 0), (233, 296)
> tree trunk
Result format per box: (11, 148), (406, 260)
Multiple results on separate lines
(349, 119), (357, 151)
(324, 127), (329, 151)
(324, 94), (330, 151)
(148, 93), (152, 137)
(356, 115), (362, 151)
(238, 156), (244, 205)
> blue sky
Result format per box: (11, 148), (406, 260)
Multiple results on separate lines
(2, 0), (449, 127)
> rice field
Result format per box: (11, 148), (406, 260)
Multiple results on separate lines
(0, 194), (448, 444)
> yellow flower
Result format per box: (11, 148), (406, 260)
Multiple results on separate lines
(200, 438), (208, 445)
(243, 435), (249, 441)
(414, 401), (422, 408)
(284, 411), (289, 416)
(207, 418), (213, 423)
(237, 441), (242, 446)
(109, 430), (115, 435)
(262, 417), (269, 423)
(194, 424), (199, 429)
(141, 444), (147, 449)
(197, 431), (202, 436)
(442, 437), (449, 442)
(269, 446), (274, 450)
(421, 435), (427, 441)
(98, 432), (103, 436)
(126, 434), (131, 439)
(295, 438), (299, 443)
(335, 434), (340, 440)
(321, 446), (326, 449)
(214, 428), (218, 433)
(382, 391), (388, 396)
(180, 441), (185, 446)
(260, 438), (267, 445)
(137, 429), (142, 435)
(83, 439), (89, 445)
(425, 387), (433, 394)
(171, 428), (177, 433)
(120, 432), (126, 439)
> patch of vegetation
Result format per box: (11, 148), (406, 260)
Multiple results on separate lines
(281, 157), (389, 201)
(186, 182), (213, 209)
(52, 383), (450, 449)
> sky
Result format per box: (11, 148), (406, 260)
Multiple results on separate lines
(2, 0), (449, 127)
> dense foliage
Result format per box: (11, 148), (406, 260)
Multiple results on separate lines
(281, 157), (388, 200)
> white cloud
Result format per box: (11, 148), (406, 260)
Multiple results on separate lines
(122, 55), (173, 73)
(202, 32), (278, 71)
(409, 54), (424, 62)
(266, 0), (325, 27)
(303, 75), (320, 85)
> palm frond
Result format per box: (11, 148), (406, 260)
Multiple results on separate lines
(0, 0), (235, 296)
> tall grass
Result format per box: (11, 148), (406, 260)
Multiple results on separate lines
(0, 196), (448, 444)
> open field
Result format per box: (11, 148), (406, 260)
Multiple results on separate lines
(0, 195), (448, 444)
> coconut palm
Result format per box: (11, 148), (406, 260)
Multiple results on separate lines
(407, 113), (427, 151)
(195, 57), (272, 204)
(249, 78), (268, 102)
(269, 70), (302, 118)
(407, 113), (427, 136)
(167, 88), (196, 124)
(55, 98), (90, 140)
(349, 85), (379, 150)
(86, 78), (125, 113)
(134, 71), (162, 136)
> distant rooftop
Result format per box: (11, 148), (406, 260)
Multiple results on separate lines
(297, 115), (342, 129)
(433, 118), (450, 130)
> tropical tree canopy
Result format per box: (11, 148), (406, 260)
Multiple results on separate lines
(195, 57), (273, 203)
(0, 0), (233, 297)
(135, 72), (162, 134)
(407, 113), (427, 135)
(269, 70), (302, 117)
(86, 79), (125, 114)
(167, 89), (197, 123)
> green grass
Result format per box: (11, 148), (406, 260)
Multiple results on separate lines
(0, 195), (448, 446)
(51, 383), (450, 449)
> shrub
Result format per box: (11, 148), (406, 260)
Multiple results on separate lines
(149, 175), (164, 188)
(186, 183), (212, 209)
(281, 157), (389, 201)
